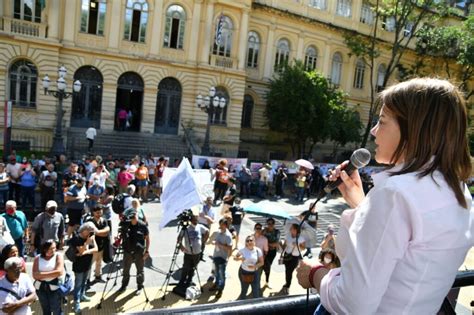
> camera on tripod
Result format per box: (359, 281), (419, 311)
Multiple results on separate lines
(177, 209), (194, 227)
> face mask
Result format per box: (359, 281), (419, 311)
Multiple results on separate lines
(324, 257), (332, 265)
(6, 208), (14, 216)
(47, 208), (56, 215)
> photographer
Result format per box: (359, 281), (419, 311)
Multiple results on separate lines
(176, 214), (209, 289)
(118, 210), (149, 296)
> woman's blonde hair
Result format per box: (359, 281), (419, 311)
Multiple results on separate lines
(379, 78), (471, 208)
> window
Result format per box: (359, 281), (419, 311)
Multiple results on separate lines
(377, 64), (386, 91)
(241, 94), (254, 128)
(71, 66), (103, 128)
(330, 52), (343, 86)
(353, 59), (365, 89)
(360, 2), (374, 25)
(13, 0), (42, 22)
(212, 87), (229, 125)
(8, 59), (38, 108)
(247, 31), (260, 68)
(304, 46), (318, 71)
(163, 5), (186, 49)
(274, 39), (290, 71)
(309, 0), (326, 10)
(212, 15), (233, 57)
(124, 0), (148, 43)
(382, 16), (396, 32)
(403, 21), (414, 37)
(336, 0), (352, 17)
(80, 0), (107, 35)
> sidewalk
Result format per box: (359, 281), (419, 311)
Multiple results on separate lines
(27, 197), (473, 314)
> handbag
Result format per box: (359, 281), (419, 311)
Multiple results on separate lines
(65, 243), (76, 262)
(58, 272), (74, 297)
(241, 271), (255, 284)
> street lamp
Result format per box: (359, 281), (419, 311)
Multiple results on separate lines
(42, 66), (82, 156)
(195, 86), (227, 155)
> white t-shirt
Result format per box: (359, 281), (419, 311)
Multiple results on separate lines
(5, 164), (21, 183)
(0, 273), (35, 315)
(238, 247), (262, 272)
(145, 159), (156, 175)
(89, 172), (107, 188)
(85, 127), (97, 140)
(284, 234), (306, 257)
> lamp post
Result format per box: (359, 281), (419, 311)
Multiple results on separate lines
(42, 66), (82, 156)
(195, 87), (227, 156)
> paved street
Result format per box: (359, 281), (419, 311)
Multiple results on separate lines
(26, 195), (473, 314)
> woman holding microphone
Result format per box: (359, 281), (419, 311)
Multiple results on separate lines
(297, 78), (474, 314)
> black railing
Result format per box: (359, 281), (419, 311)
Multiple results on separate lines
(180, 122), (199, 155)
(9, 134), (51, 153)
(130, 270), (474, 315)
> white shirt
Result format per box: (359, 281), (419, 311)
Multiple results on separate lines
(85, 127), (96, 140)
(320, 167), (474, 315)
(238, 247), (262, 272)
(0, 273), (35, 315)
(284, 234), (305, 257)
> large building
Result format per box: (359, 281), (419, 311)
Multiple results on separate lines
(0, 0), (471, 160)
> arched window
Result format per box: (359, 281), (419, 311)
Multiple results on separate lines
(274, 39), (290, 71)
(80, 0), (107, 35)
(124, 0), (148, 43)
(213, 15), (233, 57)
(353, 59), (365, 89)
(155, 77), (182, 134)
(247, 31), (260, 68)
(71, 66), (103, 128)
(331, 52), (343, 86)
(241, 94), (254, 128)
(336, 0), (352, 17)
(13, 0), (42, 22)
(164, 5), (186, 49)
(304, 46), (318, 71)
(212, 87), (229, 125)
(8, 59), (37, 108)
(377, 64), (386, 90)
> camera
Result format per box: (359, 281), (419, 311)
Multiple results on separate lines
(177, 209), (193, 227)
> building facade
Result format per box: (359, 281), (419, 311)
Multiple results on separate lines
(0, 0), (471, 160)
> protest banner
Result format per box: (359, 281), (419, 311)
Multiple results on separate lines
(191, 155), (248, 172)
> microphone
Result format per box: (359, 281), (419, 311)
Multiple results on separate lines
(323, 148), (371, 193)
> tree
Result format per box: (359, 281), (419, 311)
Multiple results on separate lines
(266, 61), (353, 158)
(343, 0), (443, 148)
(415, 15), (474, 99)
(328, 104), (363, 161)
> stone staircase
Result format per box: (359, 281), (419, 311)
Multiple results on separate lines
(66, 128), (192, 160)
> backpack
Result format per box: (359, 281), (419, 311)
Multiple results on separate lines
(112, 193), (127, 214)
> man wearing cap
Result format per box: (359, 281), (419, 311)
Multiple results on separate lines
(6, 156), (21, 203)
(1, 201), (28, 257)
(118, 210), (149, 295)
(30, 200), (65, 254)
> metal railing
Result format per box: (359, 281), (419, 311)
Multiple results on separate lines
(9, 133), (51, 153)
(180, 122), (199, 155)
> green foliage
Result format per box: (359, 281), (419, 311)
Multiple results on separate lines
(328, 105), (363, 147)
(266, 61), (360, 158)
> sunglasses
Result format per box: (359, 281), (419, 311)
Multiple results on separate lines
(255, 227), (262, 230)
(246, 239), (254, 243)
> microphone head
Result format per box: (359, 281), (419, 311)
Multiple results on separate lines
(350, 148), (371, 169)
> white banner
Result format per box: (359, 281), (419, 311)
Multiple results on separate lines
(191, 155), (248, 172)
(159, 158), (202, 229)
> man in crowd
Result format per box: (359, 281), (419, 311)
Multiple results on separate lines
(176, 215), (209, 290)
(6, 156), (21, 203)
(257, 164), (271, 199)
(87, 178), (105, 211)
(198, 197), (215, 262)
(65, 178), (87, 237)
(39, 163), (57, 211)
(30, 200), (65, 254)
(2, 200), (28, 257)
(209, 218), (232, 298)
(118, 210), (150, 295)
(238, 165), (252, 198)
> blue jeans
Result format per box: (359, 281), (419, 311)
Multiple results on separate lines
(296, 187), (305, 201)
(0, 190), (8, 208)
(73, 271), (89, 302)
(214, 257), (227, 290)
(257, 181), (266, 198)
(37, 284), (63, 315)
(238, 268), (260, 299)
(21, 185), (35, 210)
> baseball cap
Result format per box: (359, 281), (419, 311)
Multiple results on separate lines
(46, 200), (58, 208)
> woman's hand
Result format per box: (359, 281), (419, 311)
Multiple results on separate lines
(296, 260), (314, 289)
(328, 161), (365, 208)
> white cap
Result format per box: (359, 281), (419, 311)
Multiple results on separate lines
(46, 200), (58, 208)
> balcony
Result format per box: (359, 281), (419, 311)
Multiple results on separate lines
(2, 17), (47, 38)
(210, 55), (235, 69)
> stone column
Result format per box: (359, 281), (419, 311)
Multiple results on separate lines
(237, 9), (250, 70)
(322, 45), (332, 77)
(47, 0), (60, 40)
(263, 24), (275, 79)
(108, 0), (122, 51)
(149, 0), (164, 57)
(296, 31), (305, 61)
(188, 0), (203, 63)
(200, 0), (215, 64)
(62, 0), (77, 44)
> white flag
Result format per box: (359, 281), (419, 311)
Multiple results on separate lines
(159, 158), (202, 229)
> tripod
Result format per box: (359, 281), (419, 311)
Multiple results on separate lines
(160, 223), (203, 301)
(97, 238), (124, 309)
